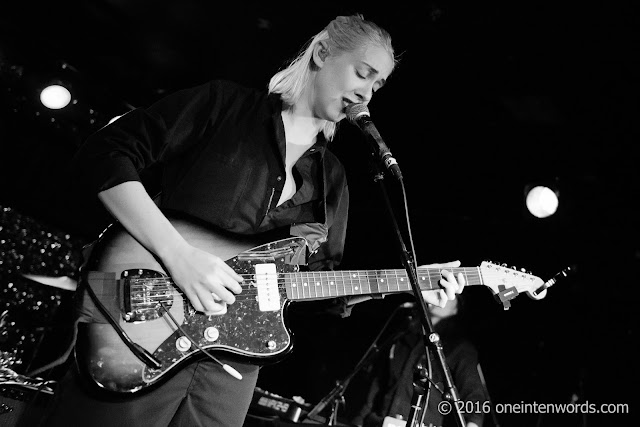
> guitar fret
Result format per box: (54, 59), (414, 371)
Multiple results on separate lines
(313, 273), (318, 299)
(303, 272), (308, 299)
(398, 273), (408, 290)
(286, 267), (486, 301)
(422, 271), (433, 291)
(351, 272), (361, 295)
(462, 269), (470, 288)
(389, 271), (398, 292)
(368, 271), (380, 294)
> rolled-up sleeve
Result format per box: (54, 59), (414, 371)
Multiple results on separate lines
(71, 80), (227, 195)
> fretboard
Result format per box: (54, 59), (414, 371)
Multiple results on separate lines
(284, 267), (482, 301)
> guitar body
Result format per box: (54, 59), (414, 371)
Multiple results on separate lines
(74, 214), (548, 395)
(75, 216), (306, 394)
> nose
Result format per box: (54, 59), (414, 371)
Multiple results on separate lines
(354, 83), (374, 104)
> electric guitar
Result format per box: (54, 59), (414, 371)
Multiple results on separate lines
(75, 215), (547, 394)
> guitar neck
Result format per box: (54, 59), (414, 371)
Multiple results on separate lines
(284, 267), (483, 301)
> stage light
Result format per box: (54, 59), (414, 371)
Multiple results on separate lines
(525, 185), (559, 218)
(39, 84), (72, 109)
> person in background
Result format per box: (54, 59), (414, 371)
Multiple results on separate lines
(351, 295), (488, 427)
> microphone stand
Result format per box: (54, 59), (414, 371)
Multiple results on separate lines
(366, 154), (466, 427)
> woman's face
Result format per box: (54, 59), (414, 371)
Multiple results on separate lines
(312, 42), (394, 122)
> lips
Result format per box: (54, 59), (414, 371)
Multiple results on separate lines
(342, 98), (355, 113)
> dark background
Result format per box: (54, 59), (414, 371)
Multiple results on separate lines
(1, 1), (637, 426)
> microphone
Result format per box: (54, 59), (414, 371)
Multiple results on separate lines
(346, 103), (403, 180)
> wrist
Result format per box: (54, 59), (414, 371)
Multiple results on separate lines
(155, 235), (190, 260)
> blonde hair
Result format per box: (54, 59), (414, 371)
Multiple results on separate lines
(268, 14), (396, 140)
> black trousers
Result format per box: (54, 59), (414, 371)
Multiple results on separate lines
(41, 357), (259, 427)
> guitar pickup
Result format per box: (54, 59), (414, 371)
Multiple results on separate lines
(254, 263), (281, 312)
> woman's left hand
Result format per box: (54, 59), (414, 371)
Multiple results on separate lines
(420, 260), (465, 307)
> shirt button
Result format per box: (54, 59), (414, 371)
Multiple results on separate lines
(276, 176), (282, 181)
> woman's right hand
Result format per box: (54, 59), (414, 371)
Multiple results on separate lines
(96, 182), (244, 315)
(160, 241), (244, 315)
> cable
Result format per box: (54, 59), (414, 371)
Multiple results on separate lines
(158, 302), (242, 380)
(83, 275), (162, 370)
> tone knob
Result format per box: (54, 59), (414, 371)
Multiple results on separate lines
(175, 336), (191, 352)
(204, 327), (219, 342)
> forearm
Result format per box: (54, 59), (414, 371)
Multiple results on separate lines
(98, 181), (187, 258)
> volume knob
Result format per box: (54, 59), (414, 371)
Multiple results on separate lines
(175, 336), (191, 352)
(204, 327), (219, 342)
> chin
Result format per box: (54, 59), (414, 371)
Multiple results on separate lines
(328, 107), (345, 123)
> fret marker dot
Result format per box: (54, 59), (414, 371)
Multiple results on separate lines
(330, 282), (334, 286)
(303, 283), (308, 287)
(355, 286), (359, 291)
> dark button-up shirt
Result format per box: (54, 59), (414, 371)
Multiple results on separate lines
(72, 79), (349, 271)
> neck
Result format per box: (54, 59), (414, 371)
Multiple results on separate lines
(282, 108), (324, 146)
(289, 86), (327, 136)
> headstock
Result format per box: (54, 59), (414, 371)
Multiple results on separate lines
(479, 262), (574, 309)
(479, 261), (545, 310)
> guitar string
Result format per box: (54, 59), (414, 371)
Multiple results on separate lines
(126, 275), (487, 294)
(124, 268), (487, 283)
(123, 274), (503, 308)
(123, 270), (532, 308)
(124, 278), (517, 307)
(124, 271), (526, 287)
(124, 271), (511, 295)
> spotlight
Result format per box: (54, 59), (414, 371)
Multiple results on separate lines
(525, 185), (559, 218)
(39, 84), (72, 109)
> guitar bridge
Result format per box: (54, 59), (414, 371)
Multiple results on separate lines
(122, 269), (174, 322)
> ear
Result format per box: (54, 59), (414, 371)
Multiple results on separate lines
(312, 40), (330, 68)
